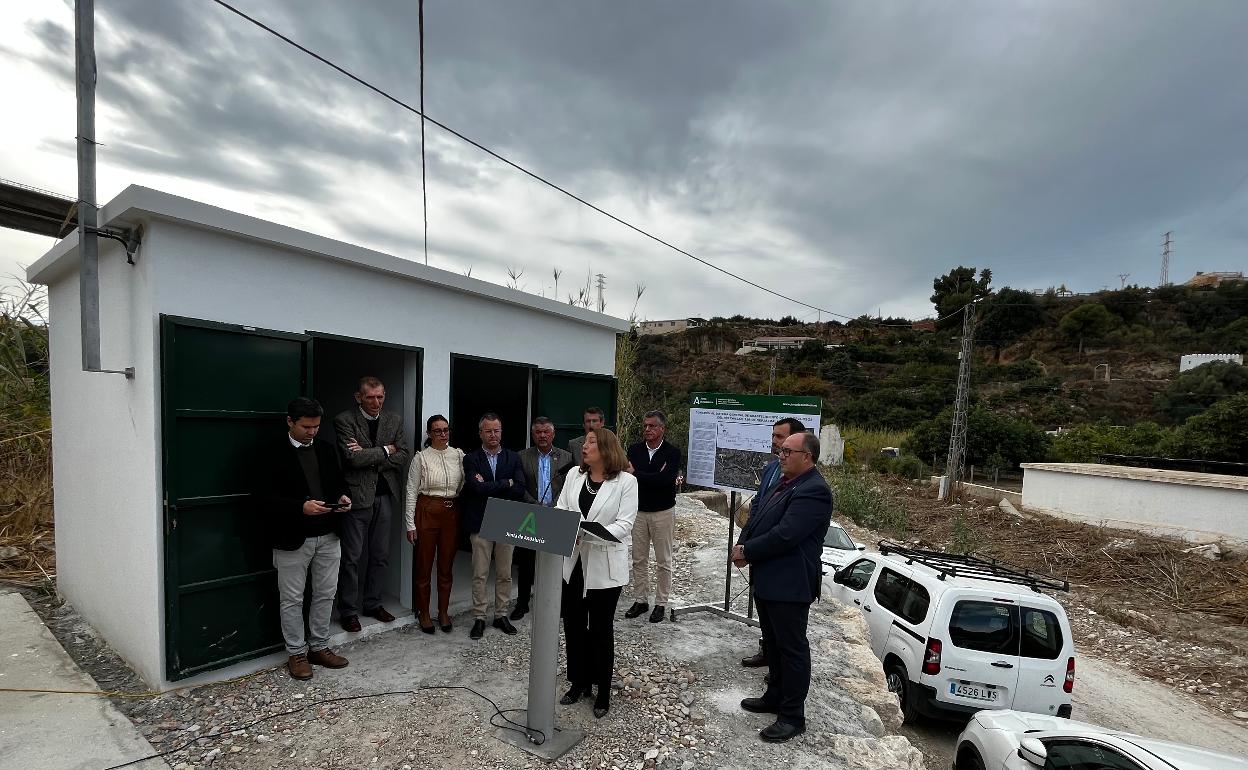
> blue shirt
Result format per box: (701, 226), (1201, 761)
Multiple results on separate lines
(484, 446), (500, 477)
(537, 449), (554, 505)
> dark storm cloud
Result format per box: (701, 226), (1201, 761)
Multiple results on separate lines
(17, 0), (1248, 317)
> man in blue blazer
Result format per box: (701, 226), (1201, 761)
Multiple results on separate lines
(461, 413), (528, 639)
(732, 431), (832, 743)
(740, 417), (807, 669)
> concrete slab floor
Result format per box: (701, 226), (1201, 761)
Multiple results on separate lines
(0, 590), (169, 770)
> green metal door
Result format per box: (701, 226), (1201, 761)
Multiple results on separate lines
(161, 316), (311, 680)
(533, 369), (617, 449)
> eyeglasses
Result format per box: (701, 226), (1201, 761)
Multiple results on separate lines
(480, 428), (502, 435)
(778, 448), (811, 458)
(430, 427), (450, 434)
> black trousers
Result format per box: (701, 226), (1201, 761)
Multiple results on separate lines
(514, 546), (535, 608)
(561, 560), (623, 695)
(756, 597), (812, 724)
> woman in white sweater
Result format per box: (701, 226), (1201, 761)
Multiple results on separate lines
(405, 415), (465, 634)
(556, 427), (637, 718)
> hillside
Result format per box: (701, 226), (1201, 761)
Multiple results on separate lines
(631, 281), (1248, 466)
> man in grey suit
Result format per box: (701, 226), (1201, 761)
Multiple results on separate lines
(514, 416), (575, 619)
(334, 376), (409, 632)
(567, 406), (605, 466)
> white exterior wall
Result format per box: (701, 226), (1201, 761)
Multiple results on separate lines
(1179, 353), (1243, 372)
(1021, 463), (1248, 544)
(44, 236), (165, 687)
(31, 186), (626, 688)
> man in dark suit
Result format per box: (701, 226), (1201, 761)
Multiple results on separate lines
(514, 416), (574, 620)
(732, 430), (832, 743)
(461, 413), (527, 639)
(334, 376), (410, 632)
(741, 417), (807, 669)
(567, 406), (604, 466)
(254, 397), (354, 681)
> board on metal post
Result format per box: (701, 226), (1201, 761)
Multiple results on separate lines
(481, 498), (585, 760)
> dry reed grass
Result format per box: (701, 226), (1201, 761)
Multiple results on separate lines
(0, 280), (54, 587)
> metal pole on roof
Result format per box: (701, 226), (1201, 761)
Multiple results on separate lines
(76, 0), (101, 372)
(75, 0), (133, 378)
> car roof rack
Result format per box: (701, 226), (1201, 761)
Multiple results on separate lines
(877, 540), (1069, 593)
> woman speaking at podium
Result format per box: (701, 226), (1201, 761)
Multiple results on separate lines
(556, 426), (637, 718)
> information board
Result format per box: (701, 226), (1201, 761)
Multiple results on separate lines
(686, 392), (822, 494)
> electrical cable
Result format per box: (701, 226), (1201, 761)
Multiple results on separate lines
(96, 684), (538, 770)
(200, 0), (885, 323)
(417, 0), (428, 267)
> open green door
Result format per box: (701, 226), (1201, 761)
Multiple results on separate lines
(161, 316), (311, 680)
(533, 369), (617, 449)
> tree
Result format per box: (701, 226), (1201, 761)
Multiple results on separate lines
(1154, 361), (1248, 423)
(1058, 303), (1118, 354)
(902, 406), (1049, 468)
(931, 266), (992, 328)
(1165, 393), (1248, 462)
(977, 287), (1045, 361)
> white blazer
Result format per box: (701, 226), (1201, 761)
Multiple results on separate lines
(557, 468), (638, 592)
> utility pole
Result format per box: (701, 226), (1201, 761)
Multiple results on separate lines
(76, 0), (100, 371)
(768, 355), (777, 395)
(941, 302), (976, 501)
(1160, 231), (1173, 286)
(594, 273), (606, 313)
(1117, 273), (1130, 289)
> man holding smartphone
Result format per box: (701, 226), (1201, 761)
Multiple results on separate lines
(254, 397), (354, 681)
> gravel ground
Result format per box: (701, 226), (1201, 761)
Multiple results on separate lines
(12, 497), (926, 770)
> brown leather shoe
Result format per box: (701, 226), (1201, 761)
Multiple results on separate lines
(340, 614), (361, 633)
(364, 606), (396, 623)
(287, 653), (312, 681)
(307, 648), (349, 669)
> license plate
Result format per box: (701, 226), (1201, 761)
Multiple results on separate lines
(950, 682), (1000, 702)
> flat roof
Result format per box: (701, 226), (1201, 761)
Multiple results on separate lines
(26, 185), (630, 333)
(1021, 462), (1248, 492)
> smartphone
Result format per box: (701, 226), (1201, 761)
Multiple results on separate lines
(324, 501), (350, 511)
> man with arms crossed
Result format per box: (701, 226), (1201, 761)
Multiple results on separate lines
(732, 431), (831, 742)
(334, 376), (409, 632)
(461, 413), (527, 639)
(623, 410), (682, 624)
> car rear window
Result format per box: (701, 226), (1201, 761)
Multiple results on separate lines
(1020, 607), (1064, 660)
(948, 600), (1019, 654)
(874, 569), (930, 625)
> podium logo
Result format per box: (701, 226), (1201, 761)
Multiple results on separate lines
(507, 511), (546, 545)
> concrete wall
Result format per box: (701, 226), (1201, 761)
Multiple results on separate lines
(46, 236), (165, 687)
(35, 191), (623, 688)
(1021, 463), (1248, 544)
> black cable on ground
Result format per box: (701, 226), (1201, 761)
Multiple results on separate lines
(99, 684), (538, 770)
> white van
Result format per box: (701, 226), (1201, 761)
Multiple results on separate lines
(829, 541), (1075, 723)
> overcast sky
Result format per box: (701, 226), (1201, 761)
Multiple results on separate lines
(3, 1), (1246, 321)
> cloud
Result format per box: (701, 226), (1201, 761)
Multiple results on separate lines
(4, 0), (1247, 319)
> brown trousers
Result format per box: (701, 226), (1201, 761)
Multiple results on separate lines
(413, 495), (459, 622)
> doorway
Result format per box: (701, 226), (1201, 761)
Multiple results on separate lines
(449, 355), (533, 452)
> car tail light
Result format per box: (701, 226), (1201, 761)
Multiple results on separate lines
(923, 638), (942, 675)
(1064, 657), (1075, 693)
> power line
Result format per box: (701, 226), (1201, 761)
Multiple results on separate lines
(201, 0), (870, 321)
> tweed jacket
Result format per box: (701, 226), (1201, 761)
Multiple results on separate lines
(333, 408), (410, 510)
(519, 446), (575, 506)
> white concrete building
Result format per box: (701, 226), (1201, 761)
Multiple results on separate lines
(27, 185), (628, 688)
(1179, 353), (1243, 372)
(1021, 463), (1248, 544)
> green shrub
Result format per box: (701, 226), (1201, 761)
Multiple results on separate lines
(829, 466), (908, 537)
